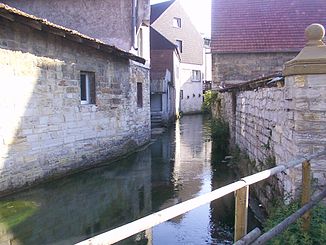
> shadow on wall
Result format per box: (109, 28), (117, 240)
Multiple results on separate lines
(0, 18), (150, 196)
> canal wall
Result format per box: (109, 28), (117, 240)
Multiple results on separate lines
(0, 11), (150, 195)
(212, 24), (326, 204)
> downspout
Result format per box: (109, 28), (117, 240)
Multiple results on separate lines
(132, 0), (138, 51)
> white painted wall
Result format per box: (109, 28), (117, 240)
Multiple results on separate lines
(178, 63), (203, 114)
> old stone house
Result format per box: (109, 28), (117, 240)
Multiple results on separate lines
(3, 0), (151, 62)
(0, 3), (150, 195)
(151, 0), (205, 117)
(211, 0), (326, 88)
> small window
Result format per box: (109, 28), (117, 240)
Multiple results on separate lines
(80, 72), (95, 104)
(180, 90), (183, 99)
(192, 70), (201, 81)
(173, 17), (181, 28)
(176, 40), (183, 53)
(137, 82), (143, 108)
(137, 28), (143, 57)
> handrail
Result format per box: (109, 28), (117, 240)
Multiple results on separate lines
(76, 149), (326, 245)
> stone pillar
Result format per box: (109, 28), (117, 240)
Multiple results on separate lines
(283, 24), (326, 196)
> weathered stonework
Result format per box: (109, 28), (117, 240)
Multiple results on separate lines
(212, 52), (297, 88)
(213, 24), (326, 203)
(0, 18), (150, 195)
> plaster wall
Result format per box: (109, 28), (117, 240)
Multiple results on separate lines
(179, 63), (203, 114)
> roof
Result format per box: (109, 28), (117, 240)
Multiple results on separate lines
(150, 0), (203, 65)
(217, 73), (284, 93)
(0, 3), (145, 64)
(150, 27), (176, 50)
(211, 0), (326, 53)
(150, 0), (175, 24)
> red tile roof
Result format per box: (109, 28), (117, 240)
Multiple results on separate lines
(211, 0), (326, 53)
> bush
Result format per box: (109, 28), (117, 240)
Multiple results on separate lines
(264, 200), (326, 245)
(211, 119), (229, 157)
(202, 90), (218, 114)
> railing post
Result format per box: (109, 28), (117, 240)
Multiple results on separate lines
(301, 160), (311, 231)
(234, 185), (249, 242)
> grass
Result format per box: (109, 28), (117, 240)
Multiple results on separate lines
(264, 200), (326, 245)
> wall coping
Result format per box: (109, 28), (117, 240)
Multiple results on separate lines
(284, 23), (326, 76)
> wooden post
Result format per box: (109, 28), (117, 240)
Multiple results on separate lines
(234, 185), (249, 242)
(301, 160), (311, 232)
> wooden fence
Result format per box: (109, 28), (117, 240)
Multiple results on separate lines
(76, 149), (326, 245)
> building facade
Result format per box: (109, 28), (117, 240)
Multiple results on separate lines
(3, 0), (151, 61)
(151, 0), (205, 116)
(0, 3), (150, 195)
(211, 0), (326, 88)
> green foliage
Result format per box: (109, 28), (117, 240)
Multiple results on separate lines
(202, 90), (218, 114)
(264, 200), (326, 245)
(211, 119), (229, 157)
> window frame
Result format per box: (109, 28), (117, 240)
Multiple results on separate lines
(80, 71), (95, 105)
(137, 82), (143, 108)
(176, 39), (183, 53)
(173, 17), (181, 28)
(192, 70), (201, 82)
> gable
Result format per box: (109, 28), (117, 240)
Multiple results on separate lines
(151, 0), (203, 65)
(151, 0), (175, 24)
(211, 0), (326, 53)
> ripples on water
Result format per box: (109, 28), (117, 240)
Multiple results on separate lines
(0, 115), (244, 244)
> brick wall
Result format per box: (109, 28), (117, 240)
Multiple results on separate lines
(150, 50), (174, 77)
(0, 18), (151, 195)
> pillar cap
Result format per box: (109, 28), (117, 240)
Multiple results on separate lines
(284, 24), (326, 76)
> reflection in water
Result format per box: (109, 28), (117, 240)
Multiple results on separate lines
(0, 115), (238, 245)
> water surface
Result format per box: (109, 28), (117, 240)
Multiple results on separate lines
(0, 115), (239, 244)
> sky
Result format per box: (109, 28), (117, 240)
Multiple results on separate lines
(150, 0), (211, 37)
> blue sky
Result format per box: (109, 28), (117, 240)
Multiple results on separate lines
(150, 0), (211, 37)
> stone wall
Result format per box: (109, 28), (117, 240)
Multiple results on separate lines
(3, 0), (151, 52)
(212, 52), (297, 88)
(213, 67), (326, 203)
(0, 18), (151, 195)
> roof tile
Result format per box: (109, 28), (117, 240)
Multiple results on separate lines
(211, 0), (326, 52)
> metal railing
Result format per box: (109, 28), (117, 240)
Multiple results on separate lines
(76, 149), (326, 245)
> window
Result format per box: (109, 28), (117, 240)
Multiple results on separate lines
(137, 28), (143, 57)
(80, 72), (95, 104)
(192, 70), (201, 81)
(180, 90), (183, 99)
(176, 40), (183, 53)
(173, 17), (181, 28)
(137, 82), (143, 108)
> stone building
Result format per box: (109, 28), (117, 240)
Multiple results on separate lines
(212, 24), (326, 207)
(150, 0), (205, 116)
(211, 0), (326, 88)
(0, 3), (150, 195)
(2, 0), (151, 62)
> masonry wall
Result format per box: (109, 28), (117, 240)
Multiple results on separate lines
(213, 75), (326, 203)
(0, 18), (151, 195)
(3, 0), (151, 52)
(211, 52), (297, 88)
